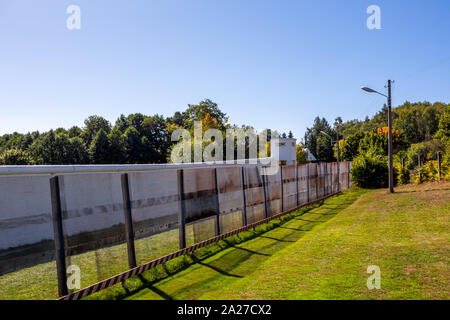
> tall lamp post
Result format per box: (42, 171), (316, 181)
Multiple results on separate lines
(319, 130), (341, 191)
(361, 80), (394, 193)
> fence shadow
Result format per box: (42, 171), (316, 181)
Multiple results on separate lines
(117, 191), (364, 300)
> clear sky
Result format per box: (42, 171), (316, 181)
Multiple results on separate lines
(0, 0), (449, 139)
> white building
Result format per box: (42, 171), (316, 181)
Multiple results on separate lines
(272, 137), (297, 165)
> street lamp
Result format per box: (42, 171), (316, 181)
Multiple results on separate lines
(319, 130), (341, 192)
(361, 80), (394, 193)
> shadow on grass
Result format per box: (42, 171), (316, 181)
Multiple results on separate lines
(222, 240), (270, 256)
(258, 235), (296, 242)
(123, 274), (173, 300)
(103, 191), (364, 300)
(395, 187), (450, 194)
(191, 255), (244, 278)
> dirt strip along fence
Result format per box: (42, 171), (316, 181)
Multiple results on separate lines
(0, 161), (352, 299)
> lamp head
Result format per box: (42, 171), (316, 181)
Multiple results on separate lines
(361, 86), (376, 93)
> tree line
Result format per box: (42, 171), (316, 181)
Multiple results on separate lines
(302, 101), (448, 163)
(301, 101), (449, 187)
(0, 99), (285, 165)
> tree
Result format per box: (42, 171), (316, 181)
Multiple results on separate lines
(68, 137), (89, 164)
(435, 105), (450, 146)
(82, 116), (111, 146)
(358, 128), (409, 157)
(123, 126), (143, 163)
(68, 126), (83, 138)
(296, 145), (308, 164)
(183, 99), (229, 131)
(0, 149), (33, 165)
(107, 127), (126, 164)
(304, 117), (335, 161)
(29, 130), (58, 164)
(89, 129), (110, 164)
(340, 131), (365, 161)
(141, 115), (170, 163)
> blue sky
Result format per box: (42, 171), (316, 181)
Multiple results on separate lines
(0, 0), (449, 140)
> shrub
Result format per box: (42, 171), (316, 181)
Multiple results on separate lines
(396, 163), (410, 185)
(351, 152), (398, 189)
(0, 149), (33, 165)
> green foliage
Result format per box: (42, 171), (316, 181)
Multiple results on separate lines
(404, 140), (445, 170)
(296, 145), (309, 164)
(339, 129), (409, 162)
(89, 129), (110, 164)
(183, 99), (229, 132)
(0, 99), (227, 165)
(340, 131), (365, 161)
(340, 101), (446, 144)
(0, 149), (33, 165)
(123, 126), (144, 163)
(107, 127), (126, 164)
(351, 151), (398, 189)
(395, 163), (410, 185)
(82, 115), (112, 146)
(435, 105), (450, 146)
(68, 136), (89, 164)
(303, 117), (337, 162)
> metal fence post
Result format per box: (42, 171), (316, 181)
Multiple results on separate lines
(347, 161), (351, 189)
(296, 165), (299, 207)
(306, 164), (310, 204)
(280, 166), (284, 213)
(241, 167), (248, 226)
(437, 152), (441, 182)
(261, 167), (269, 218)
(315, 164), (319, 200)
(418, 155), (422, 182)
(121, 173), (137, 268)
(177, 169), (187, 249)
(50, 176), (68, 297)
(213, 168), (221, 236)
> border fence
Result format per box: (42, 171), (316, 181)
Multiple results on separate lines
(0, 161), (352, 300)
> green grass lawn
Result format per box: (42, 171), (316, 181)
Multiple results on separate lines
(123, 182), (449, 300)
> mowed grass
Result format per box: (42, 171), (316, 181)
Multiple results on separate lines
(124, 182), (449, 300)
(121, 188), (368, 300)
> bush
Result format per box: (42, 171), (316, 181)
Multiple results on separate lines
(351, 152), (398, 189)
(0, 149), (33, 165)
(396, 163), (410, 185)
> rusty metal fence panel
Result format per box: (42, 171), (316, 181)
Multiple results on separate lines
(182, 168), (218, 245)
(58, 173), (129, 291)
(128, 170), (179, 265)
(309, 163), (318, 202)
(297, 164), (309, 205)
(243, 166), (266, 224)
(282, 165), (297, 211)
(265, 168), (282, 216)
(217, 167), (244, 234)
